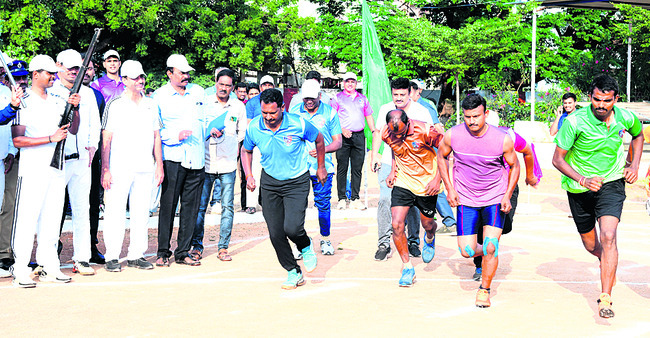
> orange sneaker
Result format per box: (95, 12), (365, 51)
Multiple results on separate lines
(597, 293), (614, 318)
(475, 288), (491, 308)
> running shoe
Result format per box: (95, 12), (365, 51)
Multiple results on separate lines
(408, 243), (421, 258)
(475, 288), (491, 308)
(0, 267), (11, 278)
(436, 224), (457, 235)
(398, 267), (416, 287)
(320, 239), (335, 255)
(39, 269), (72, 283)
(336, 199), (347, 210)
(127, 257), (154, 270)
(473, 267), (482, 281)
(422, 235), (435, 263)
(598, 293), (614, 318)
(105, 259), (122, 272)
(281, 268), (305, 290)
(73, 261), (96, 275)
(13, 275), (36, 288)
(374, 245), (391, 261)
(301, 239), (317, 272)
(350, 199), (366, 210)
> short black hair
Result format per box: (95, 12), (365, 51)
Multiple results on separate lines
(461, 93), (486, 111)
(391, 77), (410, 92)
(216, 68), (235, 83)
(589, 75), (619, 97)
(247, 83), (259, 94)
(260, 88), (283, 107)
(305, 71), (321, 81)
(235, 82), (247, 90)
(409, 81), (419, 91)
(562, 92), (577, 101)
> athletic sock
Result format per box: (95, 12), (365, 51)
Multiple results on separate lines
(403, 262), (413, 269)
(425, 235), (434, 244)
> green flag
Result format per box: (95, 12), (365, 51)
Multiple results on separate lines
(361, 0), (391, 151)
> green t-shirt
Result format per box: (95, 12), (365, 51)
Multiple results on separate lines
(554, 104), (642, 193)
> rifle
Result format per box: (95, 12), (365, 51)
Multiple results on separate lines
(0, 50), (26, 108)
(50, 28), (102, 170)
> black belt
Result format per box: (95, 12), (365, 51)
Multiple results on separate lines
(65, 153), (80, 161)
(351, 130), (364, 134)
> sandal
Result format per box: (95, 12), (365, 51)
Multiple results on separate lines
(155, 256), (170, 267)
(176, 256), (201, 266)
(218, 249), (232, 261)
(189, 249), (202, 261)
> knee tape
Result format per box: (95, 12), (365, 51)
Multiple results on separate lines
(483, 237), (499, 257)
(458, 245), (475, 257)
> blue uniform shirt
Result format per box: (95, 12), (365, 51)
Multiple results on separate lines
(245, 95), (261, 120)
(154, 82), (205, 169)
(289, 102), (341, 175)
(243, 112), (320, 180)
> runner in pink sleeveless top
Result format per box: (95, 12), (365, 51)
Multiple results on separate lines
(437, 94), (520, 308)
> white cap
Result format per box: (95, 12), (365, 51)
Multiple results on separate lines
(56, 49), (83, 69)
(260, 75), (274, 86)
(121, 60), (145, 79)
(411, 79), (425, 89)
(301, 79), (321, 99)
(103, 49), (120, 60)
(29, 55), (59, 73)
(166, 54), (194, 72)
(343, 72), (357, 81)
(485, 110), (500, 127)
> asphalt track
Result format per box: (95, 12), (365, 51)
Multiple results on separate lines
(1, 147), (649, 337)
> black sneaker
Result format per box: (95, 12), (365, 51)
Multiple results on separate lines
(408, 243), (421, 258)
(473, 267), (482, 281)
(374, 245), (392, 261)
(127, 257), (154, 270)
(90, 247), (106, 265)
(105, 259), (122, 272)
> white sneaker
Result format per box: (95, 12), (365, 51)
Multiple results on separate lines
(350, 199), (366, 210)
(39, 269), (72, 283)
(320, 240), (335, 255)
(336, 199), (347, 210)
(0, 268), (11, 278)
(73, 261), (96, 276)
(13, 275), (36, 288)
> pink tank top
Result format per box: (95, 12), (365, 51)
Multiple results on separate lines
(450, 124), (507, 207)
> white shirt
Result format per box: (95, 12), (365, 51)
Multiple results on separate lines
(375, 100), (433, 164)
(203, 95), (246, 174)
(103, 94), (162, 173)
(153, 82), (205, 169)
(15, 89), (67, 176)
(50, 81), (100, 161)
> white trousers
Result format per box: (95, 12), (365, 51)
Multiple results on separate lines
(103, 170), (153, 261)
(64, 159), (91, 262)
(245, 148), (261, 208)
(11, 168), (65, 278)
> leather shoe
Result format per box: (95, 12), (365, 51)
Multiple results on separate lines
(90, 248), (106, 264)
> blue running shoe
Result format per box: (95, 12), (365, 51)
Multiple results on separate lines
(398, 267), (416, 287)
(301, 238), (317, 272)
(281, 269), (305, 290)
(422, 235), (435, 263)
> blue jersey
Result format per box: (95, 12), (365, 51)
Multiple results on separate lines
(243, 112), (320, 180)
(245, 95), (261, 120)
(289, 102), (341, 175)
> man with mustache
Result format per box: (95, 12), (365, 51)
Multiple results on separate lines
(552, 75), (643, 319)
(154, 54), (205, 267)
(437, 93), (519, 308)
(241, 88), (326, 289)
(370, 77), (433, 262)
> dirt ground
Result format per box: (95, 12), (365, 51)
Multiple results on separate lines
(1, 149), (650, 337)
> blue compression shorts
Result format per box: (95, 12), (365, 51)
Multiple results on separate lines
(457, 203), (505, 236)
